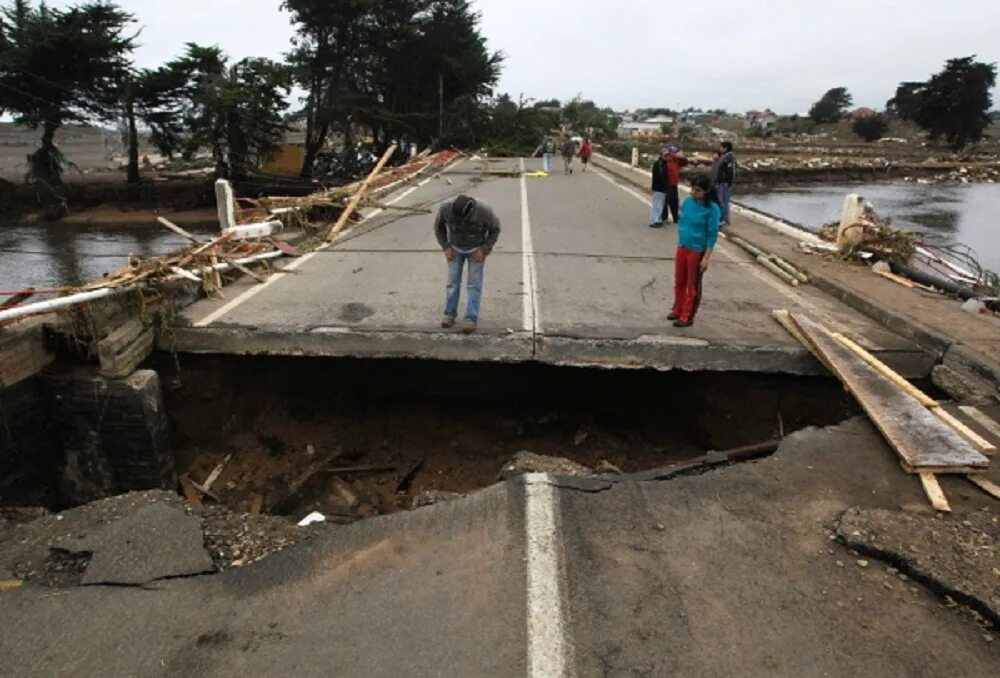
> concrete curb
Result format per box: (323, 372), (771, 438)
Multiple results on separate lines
(592, 153), (998, 391)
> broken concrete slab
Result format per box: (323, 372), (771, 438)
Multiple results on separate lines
(62, 502), (214, 586)
(836, 506), (1000, 625)
(499, 450), (592, 479)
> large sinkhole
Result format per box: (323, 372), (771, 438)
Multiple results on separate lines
(152, 355), (862, 523)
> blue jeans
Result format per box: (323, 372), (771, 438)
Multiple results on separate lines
(444, 251), (485, 321)
(650, 191), (666, 224)
(543, 153), (553, 173)
(717, 183), (732, 224)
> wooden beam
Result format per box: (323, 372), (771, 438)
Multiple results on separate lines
(831, 332), (995, 454)
(156, 216), (201, 243)
(967, 475), (1000, 501)
(919, 472), (951, 512)
(791, 313), (989, 472)
(327, 144), (397, 242)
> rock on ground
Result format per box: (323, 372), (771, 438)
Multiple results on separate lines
(499, 450), (593, 480)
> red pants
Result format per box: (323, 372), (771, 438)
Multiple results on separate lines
(672, 246), (705, 323)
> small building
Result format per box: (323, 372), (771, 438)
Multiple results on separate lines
(261, 143), (306, 176)
(644, 115), (675, 126)
(617, 121), (666, 138)
(849, 107), (878, 120)
(744, 109), (777, 130)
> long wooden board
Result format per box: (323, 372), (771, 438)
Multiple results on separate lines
(790, 313), (990, 473)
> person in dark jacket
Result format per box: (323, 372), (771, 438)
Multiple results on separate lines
(661, 145), (688, 224)
(434, 195), (502, 333)
(710, 141), (736, 227)
(649, 147), (671, 228)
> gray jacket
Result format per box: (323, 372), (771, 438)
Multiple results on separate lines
(434, 199), (502, 254)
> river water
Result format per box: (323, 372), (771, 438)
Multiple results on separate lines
(737, 182), (1000, 274)
(0, 221), (219, 292)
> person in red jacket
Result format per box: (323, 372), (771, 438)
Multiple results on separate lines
(661, 145), (688, 224)
(579, 137), (593, 172)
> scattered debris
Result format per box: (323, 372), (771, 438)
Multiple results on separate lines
(297, 511), (326, 527)
(411, 490), (464, 509)
(499, 451), (593, 479)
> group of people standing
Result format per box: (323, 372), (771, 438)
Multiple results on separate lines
(540, 134), (593, 174)
(432, 138), (736, 332)
(649, 141), (737, 326)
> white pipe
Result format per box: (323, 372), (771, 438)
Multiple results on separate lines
(0, 284), (137, 323)
(223, 221), (281, 240)
(171, 250), (284, 281)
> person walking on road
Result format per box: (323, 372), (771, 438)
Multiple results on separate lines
(649, 147), (671, 228)
(711, 141), (736, 228)
(540, 135), (556, 173)
(434, 195), (502, 334)
(661, 145), (688, 224)
(669, 174), (720, 328)
(560, 136), (578, 174)
(579, 137), (593, 172)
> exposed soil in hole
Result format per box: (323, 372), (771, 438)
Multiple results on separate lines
(162, 356), (859, 523)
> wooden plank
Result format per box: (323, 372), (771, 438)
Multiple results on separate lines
(250, 494), (264, 516)
(327, 144), (397, 242)
(932, 408), (995, 454)
(919, 472), (951, 512)
(876, 269), (916, 288)
(832, 333), (996, 453)
(156, 216), (201, 243)
(959, 406), (1000, 441)
(967, 475), (1000, 501)
(179, 475), (204, 509)
(791, 313), (990, 472)
(0, 323), (54, 387)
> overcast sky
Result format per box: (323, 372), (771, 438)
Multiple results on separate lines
(52, 0), (1000, 114)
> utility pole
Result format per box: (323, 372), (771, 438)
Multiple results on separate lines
(438, 72), (444, 139)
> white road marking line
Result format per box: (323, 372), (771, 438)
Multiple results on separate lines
(524, 472), (569, 678)
(959, 406), (1000, 441)
(194, 165), (456, 328)
(520, 158), (541, 334)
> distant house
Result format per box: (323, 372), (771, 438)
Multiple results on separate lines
(644, 115), (675, 126)
(744, 109), (777, 130)
(618, 121), (665, 138)
(849, 107), (878, 120)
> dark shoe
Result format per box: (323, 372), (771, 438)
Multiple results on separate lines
(673, 319), (693, 328)
(441, 316), (455, 328)
(461, 319), (477, 334)
(649, 221), (663, 228)
(667, 312), (680, 321)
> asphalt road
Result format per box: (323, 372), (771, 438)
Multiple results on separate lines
(171, 157), (934, 377)
(2, 418), (999, 677)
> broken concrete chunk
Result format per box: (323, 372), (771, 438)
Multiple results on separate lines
(836, 507), (1000, 625)
(411, 490), (464, 509)
(60, 502), (214, 586)
(500, 451), (592, 480)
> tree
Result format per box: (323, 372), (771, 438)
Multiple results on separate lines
(0, 0), (135, 213)
(852, 114), (889, 142)
(906, 56), (996, 150)
(886, 82), (924, 120)
(138, 45), (291, 179)
(561, 96), (620, 140)
(284, 0), (501, 176)
(808, 87), (852, 123)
